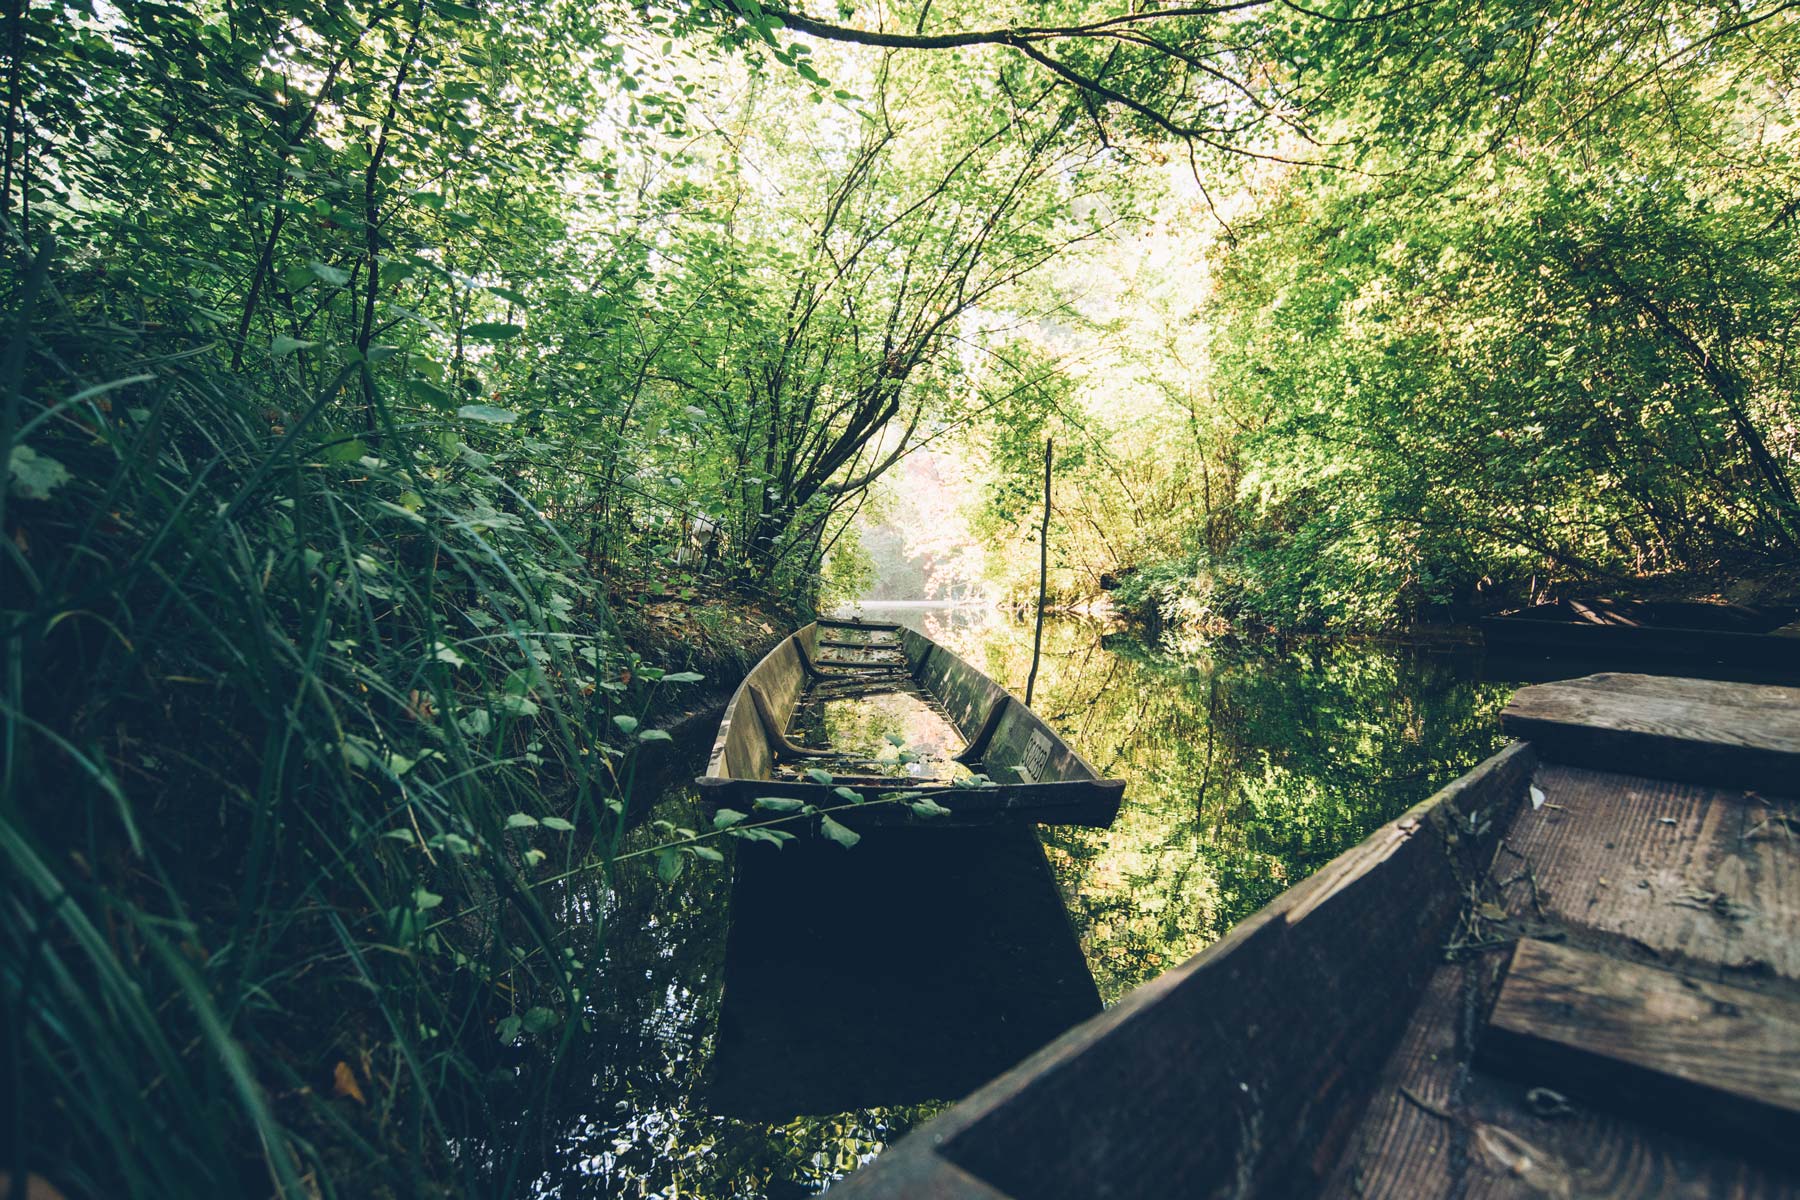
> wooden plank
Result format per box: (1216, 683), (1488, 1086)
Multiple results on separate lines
(695, 775), (1125, 829)
(1499, 763), (1800, 983)
(1479, 938), (1800, 1159)
(1323, 957), (1800, 1199)
(834, 743), (1536, 1199)
(1502, 673), (1800, 793)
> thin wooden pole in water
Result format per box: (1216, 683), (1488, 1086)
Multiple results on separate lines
(1025, 437), (1052, 707)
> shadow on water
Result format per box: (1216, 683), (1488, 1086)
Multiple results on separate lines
(508, 608), (1514, 1197)
(710, 824), (1100, 1120)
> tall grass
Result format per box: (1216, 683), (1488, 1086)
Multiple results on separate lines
(1, 236), (679, 1197)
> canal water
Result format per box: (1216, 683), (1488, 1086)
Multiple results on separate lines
(520, 608), (1514, 1197)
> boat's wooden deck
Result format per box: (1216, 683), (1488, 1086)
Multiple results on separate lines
(1325, 758), (1800, 1198)
(773, 620), (975, 785)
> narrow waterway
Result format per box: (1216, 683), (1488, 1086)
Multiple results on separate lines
(520, 609), (1515, 1197)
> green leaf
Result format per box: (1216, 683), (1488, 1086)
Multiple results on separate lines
(655, 847), (684, 881)
(661, 670), (705, 683)
(804, 767), (834, 785)
(523, 848), (547, 866)
(457, 403), (518, 424)
(463, 321), (524, 340)
(505, 812), (539, 829)
(753, 797), (805, 813)
(414, 888), (444, 911)
(308, 260), (351, 287)
(612, 714), (640, 734)
(521, 1006), (558, 1034)
(381, 828), (417, 843)
(713, 808), (748, 828)
(638, 728), (673, 743)
(819, 814), (860, 848)
(496, 1015), (523, 1042)
(408, 379), (454, 409)
(539, 817), (575, 832)
(909, 797), (952, 819)
(832, 786), (863, 803)
(692, 845), (724, 863)
(8, 445), (71, 501)
(271, 335), (315, 357)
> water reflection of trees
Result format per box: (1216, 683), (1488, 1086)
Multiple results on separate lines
(511, 613), (1508, 1192)
(915, 614), (1509, 1001)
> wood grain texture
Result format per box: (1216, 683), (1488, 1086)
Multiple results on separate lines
(1501, 673), (1800, 793)
(1323, 957), (1800, 1199)
(1499, 763), (1800, 983)
(832, 744), (1536, 1200)
(1479, 939), (1800, 1157)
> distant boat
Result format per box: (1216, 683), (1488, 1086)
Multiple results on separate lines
(696, 618), (1124, 828)
(1482, 597), (1800, 683)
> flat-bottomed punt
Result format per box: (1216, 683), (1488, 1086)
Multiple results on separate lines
(835, 671), (1800, 1198)
(1482, 597), (1800, 684)
(697, 618), (1125, 828)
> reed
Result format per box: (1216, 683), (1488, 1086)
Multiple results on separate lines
(0, 237), (677, 1198)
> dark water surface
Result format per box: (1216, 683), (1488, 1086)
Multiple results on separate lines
(524, 609), (1513, 1197)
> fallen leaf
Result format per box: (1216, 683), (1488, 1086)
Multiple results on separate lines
(333, 1060), (366, 1105)
(1529, 785), (1546, 811)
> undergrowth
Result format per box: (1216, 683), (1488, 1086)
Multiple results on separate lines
(0, 236), (711, 1198)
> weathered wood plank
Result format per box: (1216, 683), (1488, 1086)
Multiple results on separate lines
(1500, 763), (1800, 982)
(1479, 938), (1800, 1159)
(1501, 673), (1800, 793)
(1323, 956), (1800, 1199)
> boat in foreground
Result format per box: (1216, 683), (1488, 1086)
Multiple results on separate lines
(696, 617), (1125, 828)
(835, 671), (1800, 1197)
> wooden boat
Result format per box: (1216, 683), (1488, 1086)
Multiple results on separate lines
(1481, 597), (1800, 683)
(835, 672), (1800, 1197)
(697, 618), (1125, 828)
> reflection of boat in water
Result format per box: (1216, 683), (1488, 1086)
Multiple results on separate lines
(1481, 597), (1800, 684)
(708, 821), (1102, 1120)
(834, 672), (1800, 1197)
(697, 618), (1125, 828)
